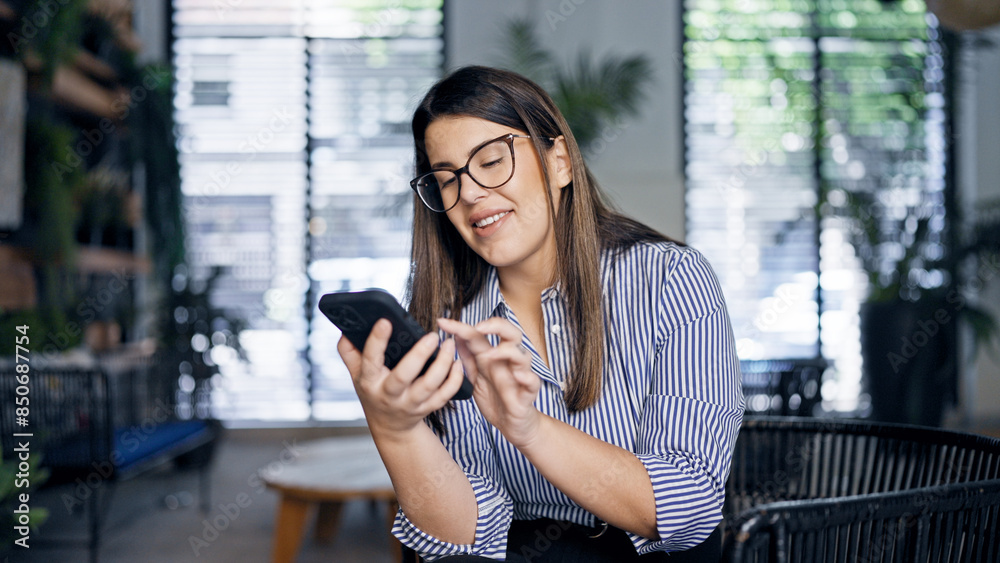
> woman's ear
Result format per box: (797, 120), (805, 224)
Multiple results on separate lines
(547, 135), (573, 189)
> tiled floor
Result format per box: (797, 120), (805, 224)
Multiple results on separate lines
(19, 427), (396, 563)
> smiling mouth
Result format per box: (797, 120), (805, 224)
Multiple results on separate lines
(473, 211), (510, 228)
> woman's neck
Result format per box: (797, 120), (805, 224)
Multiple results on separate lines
(495, 240), (559, 309)
(496, 258), (557, 367)
(497, 265), (554, 309)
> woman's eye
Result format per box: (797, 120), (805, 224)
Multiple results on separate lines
(481, 157), (505, 168)
(440, 176), (457, 188)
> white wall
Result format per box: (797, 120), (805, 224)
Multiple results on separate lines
(972, 28), (1000, 204)
(445, 0), (686, 240)
(133, 0), (168, 64)
(965, 26), (1000, 423)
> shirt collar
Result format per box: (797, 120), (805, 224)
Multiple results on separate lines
(483, 266), (506, 319)
(467, 266), (566, 323)
(467, 250), (627, 320)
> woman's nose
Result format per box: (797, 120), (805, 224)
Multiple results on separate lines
(458, 173), (490, 204)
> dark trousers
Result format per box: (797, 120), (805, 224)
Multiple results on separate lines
(433, 518), (722, 562)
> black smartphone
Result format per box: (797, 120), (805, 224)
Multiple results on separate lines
(318, 289), (473, 400)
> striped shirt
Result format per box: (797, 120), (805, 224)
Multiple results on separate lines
(392, 241), (745, 560)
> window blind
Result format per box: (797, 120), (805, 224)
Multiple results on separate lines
(172, 0), (444, 420)
(683, 0), (946, 411)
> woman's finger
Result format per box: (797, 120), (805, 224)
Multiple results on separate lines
(337, 335), (362, 376)
(477, 339), (532, 375)
(472, 317), (524, 345)
(359, 319), (393, 377)
(437, 317), (494, 356)
(452, 333), (480, 384)
(384, 331), (440, 391)
(419, 356), (468, 411)
(409, 337), (456, 399)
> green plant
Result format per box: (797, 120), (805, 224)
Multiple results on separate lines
(4, 0), (87, 84)
(0, 310), (42, 357)
(128, 63), (186, 284)
(495, 17), (653, 154)
(16, 116), (85, 354)
(823, 187), (1000, 353)
(161, 266), (247, 381)
(821, 187), (938, 304)
(76, 165), (131, 246)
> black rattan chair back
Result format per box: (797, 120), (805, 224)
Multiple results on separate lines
(723, 417), (1000, 562)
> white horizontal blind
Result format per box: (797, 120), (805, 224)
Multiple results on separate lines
(305, 4), (444, 420)
(173, 0), (443, 420)
(683, 0), (946, 411)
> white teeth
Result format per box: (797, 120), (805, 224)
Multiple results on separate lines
(474, 211), (509, 228)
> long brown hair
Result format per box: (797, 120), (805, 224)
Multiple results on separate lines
(407, 66), (677, 412)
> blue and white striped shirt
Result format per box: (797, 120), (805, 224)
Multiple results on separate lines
(392, 241), (745, 560)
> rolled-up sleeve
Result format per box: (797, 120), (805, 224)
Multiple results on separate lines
(628, 250), (745, 554)
(391, 398), (513, 561)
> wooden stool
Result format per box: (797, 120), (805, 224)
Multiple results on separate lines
(262, 435), (399, 562)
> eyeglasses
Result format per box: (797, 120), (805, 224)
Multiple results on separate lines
(410, 133), (549, 213)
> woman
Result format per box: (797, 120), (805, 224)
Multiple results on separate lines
(337, 66), (744, 562)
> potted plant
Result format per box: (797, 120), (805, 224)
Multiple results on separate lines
(494, 17), (653, 155)
(823, 183), (1000, 426)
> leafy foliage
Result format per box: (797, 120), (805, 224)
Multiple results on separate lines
(823, 188), (939, 304)
(496, 17), (653, 155)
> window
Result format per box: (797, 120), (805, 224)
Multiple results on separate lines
(683, 0), (947, 411)
(172, 0), (444, 420)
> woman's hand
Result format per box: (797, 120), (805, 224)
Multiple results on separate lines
(337, 319), (466, 437)
(436, 317), (542, 448)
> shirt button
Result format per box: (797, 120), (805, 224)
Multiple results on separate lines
(550, 324), (561, 335)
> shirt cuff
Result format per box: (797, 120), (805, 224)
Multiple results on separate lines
(627, 453), (723, 555)
(391, 473), (512, 561)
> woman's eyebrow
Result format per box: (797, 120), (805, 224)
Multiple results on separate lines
(430, 135), (503, 169)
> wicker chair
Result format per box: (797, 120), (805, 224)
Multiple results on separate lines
(739, 359), (827, 417)
(0, 352), (219, 563)
(722, 417), (1000, 562)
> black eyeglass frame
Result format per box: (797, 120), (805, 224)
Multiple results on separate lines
(410, 133), (554, 213)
